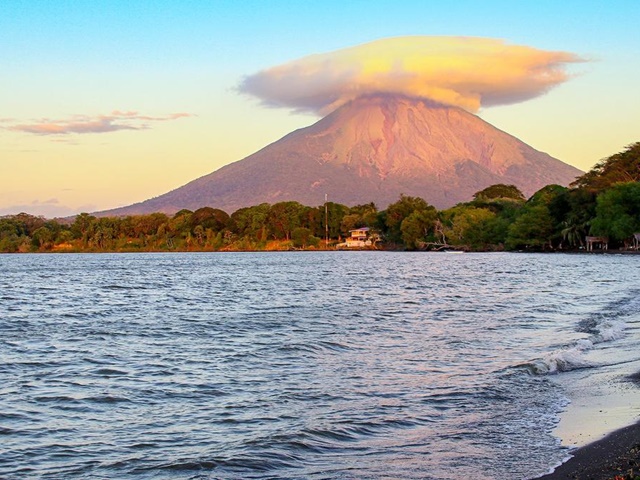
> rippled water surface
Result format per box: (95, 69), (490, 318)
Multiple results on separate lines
(1, 252), (639, 479)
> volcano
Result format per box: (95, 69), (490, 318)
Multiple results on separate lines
(103, 95), (582, 215)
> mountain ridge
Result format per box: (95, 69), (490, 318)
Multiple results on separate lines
(99, 95), (582, 215)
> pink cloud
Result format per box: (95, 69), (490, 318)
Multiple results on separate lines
(240, 36), (586, 114)
(8, 111), (194, 136)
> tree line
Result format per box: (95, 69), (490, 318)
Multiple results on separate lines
(1, 142), (639, 253)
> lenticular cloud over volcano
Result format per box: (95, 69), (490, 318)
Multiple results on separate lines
(239, 36), (584, 114)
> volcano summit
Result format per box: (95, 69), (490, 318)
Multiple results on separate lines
(104, 95), (582, 215)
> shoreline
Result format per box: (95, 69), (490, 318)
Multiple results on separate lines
(3, 248), (640, 255)
(535, 419), (640, 479)
(536, 373), (640, 479)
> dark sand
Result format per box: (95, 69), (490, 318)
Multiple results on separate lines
(535, 420), (640, 479)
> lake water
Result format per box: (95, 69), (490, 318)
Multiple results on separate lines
(1, 252), (639, 479)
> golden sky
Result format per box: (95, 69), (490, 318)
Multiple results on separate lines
(1, 1), (638, 217)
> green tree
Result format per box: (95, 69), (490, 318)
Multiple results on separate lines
(340, 213), (361, 237)
(132, 213), (169, 237)
(316, 202), (350, 240)
(0, 218), (26, 252)
(90, 217), (118, 249)
(268, 201), (306, 240)
(384, 195), (434, 244)
(12, 213), (45, 236)
(441, 206), (497, 248)
(193, 225), (205, 246)
(291, 227), (313, 248)
(508, 185), (569, 249)
(56, 230), (74, 245)
(231, 203), (271, 241)
(300, 206), (322, 235)
(465, 194), (526, 248)
(339, 203), (378, 238)
(571, 142), (640, 192)
(191, 207), (229, 233)
(549, 187), (597, 249)
(167, 210), (193, 246)
(528, 184), (567, 206)
(505, 205), (555, 250)
(349, 203), (378, 225)
(31, 225), (54, 250)
(400, 208), (438, 249)
(71, 213), (95, 239)
(71, 212), (98, 246)
(590, 182), (640, 242)
(473, 184), (526, 201)
(173, 209), (193, 218)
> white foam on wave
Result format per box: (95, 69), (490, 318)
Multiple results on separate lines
(593, 319), (626, 343)
(575, 338), (593, 349)
(532, 317), (627, 375)
(537, 291), (640, 458)
(533, 343), (592, 375)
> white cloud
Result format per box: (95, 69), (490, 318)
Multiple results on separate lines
(239, 36), (585, 114)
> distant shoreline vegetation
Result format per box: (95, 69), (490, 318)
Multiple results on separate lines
(2, 143), (639, 254)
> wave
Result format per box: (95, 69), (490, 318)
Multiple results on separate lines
(530, 343), (594, 375)
(277, 340), (356, 356)
(130, 453), (301, 476)
(84, 394), (132, 404)
(90, 368), (129, 376)
(529, 291), (639, 375)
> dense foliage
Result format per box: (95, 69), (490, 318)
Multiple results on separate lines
(2, 144), (639, 253)
(570, 141), (640, 192)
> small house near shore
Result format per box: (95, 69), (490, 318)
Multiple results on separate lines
(337, 227), (373, 249)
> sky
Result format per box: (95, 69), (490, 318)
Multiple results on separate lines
(1, 0), (639, 217)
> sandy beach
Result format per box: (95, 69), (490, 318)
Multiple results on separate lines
(538, 372), (640, 480)
(536, 420), (640, 479)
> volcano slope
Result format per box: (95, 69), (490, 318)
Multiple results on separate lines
(101, 95), (582, 215)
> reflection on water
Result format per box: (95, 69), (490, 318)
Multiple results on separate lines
(0, 252), (639, 479)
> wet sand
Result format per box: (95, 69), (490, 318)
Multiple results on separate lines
(534, 317), (640, 480)
(535, 420), (640, 479)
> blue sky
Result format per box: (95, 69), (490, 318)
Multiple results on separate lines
(1, 0), (639, 216)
